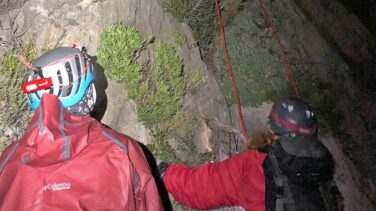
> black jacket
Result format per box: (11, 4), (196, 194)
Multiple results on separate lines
(263, 136), (337, 211)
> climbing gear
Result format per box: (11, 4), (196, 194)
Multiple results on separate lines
(267, 149), (296, 211)
(265, 140), (338, 211)
(269, 97), (317, 136)
(22, 46), (96, 115)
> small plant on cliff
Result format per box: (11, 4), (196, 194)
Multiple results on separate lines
(138, 42), (185, 125)
(0, 43), (36, 126)
(147, 129), (181, 163)
(98, 24), (206, 164)
(160, 0), (190, 21)
(97, 25), (145, 98)
(173, 31), (187, 46)
(161, 0), (216, 51)
(98, 25), (186, 126)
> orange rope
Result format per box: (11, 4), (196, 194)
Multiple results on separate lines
(19, 55), (38, 71)
(214, 0), (250, 143)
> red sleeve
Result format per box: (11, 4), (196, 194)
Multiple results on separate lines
(163, 150), (266, 210)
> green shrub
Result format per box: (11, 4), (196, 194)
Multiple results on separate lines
(185, 68), (203, 89)
(98, 25), (186, 126)
(161, 0), (216, 51)
(184, 0), (216, 51)
(138, 42), (185, 125)
(98, 25), (206, 164)
(97, 25), (145, 98)
(147, 129), (181, 163)
(0, 44), (35, 126)
(173, 31), (187, 46)
(160, 0), (190, 21)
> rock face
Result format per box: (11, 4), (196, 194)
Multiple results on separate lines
(0, 0), (375, 210)
(212, 0), (375, 209)
(0, 0), (27, 15)
(0, 0), (232, 147)
(0, 0), (233, 209)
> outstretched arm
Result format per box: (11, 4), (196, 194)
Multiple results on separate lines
(163, 151), (266, 210)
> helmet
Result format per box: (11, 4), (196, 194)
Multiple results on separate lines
(268, 97), (317, 136)
(22, 47), (96, 115)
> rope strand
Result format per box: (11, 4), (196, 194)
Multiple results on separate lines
(258, 0), (300, 97)
(215, 0), (250, 144)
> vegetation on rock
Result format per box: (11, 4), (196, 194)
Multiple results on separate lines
(216, 8), (289, 106)
(161, 0), (216, 51)
(160, 0), (190, 21)
(0, 43), (35, 150)
(215, 2), (345, 137)
(97, 25), (145, 99)
(138, 42), (185, 125)
(173, 31), (187, 46)
(98, 24), (206, 164)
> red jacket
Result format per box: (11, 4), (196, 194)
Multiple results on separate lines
(163, 150), (267, 211)
(0, 94), (163, 211)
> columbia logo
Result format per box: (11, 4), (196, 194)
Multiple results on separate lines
(42, 182), (71, 192)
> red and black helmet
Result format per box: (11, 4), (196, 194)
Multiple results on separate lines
(268, 97), (317, 136)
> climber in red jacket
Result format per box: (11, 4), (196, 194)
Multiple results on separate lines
(160, 97), (340, 211)
(0, 46), (164, 210)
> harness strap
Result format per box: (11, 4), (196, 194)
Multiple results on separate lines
(268, 149), (295, 211)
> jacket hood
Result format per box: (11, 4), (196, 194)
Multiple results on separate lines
(20, 94), (102, 167)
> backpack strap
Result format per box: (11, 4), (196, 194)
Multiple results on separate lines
(268, 149), (296, 211)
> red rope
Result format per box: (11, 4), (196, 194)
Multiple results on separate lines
(214, 0), (250, 143)
(19, 55), (38, 71)
(258, 0), (300, 97)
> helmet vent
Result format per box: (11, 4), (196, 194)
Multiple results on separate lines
(75, 55), (81, 73)
(65, 62), (73, 96)
(83, 56), (88, 79)
(74, 55), (82, 94)
(75, 78), (82, 95)
(306, 110), (313, 118)
(288, 105), (294, 112)
(57, 70), (63, 96)
(65, 62), (73, 83)
(57, 70), (63, 84)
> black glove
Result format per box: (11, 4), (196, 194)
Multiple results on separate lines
(157, 162), (169, 178)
